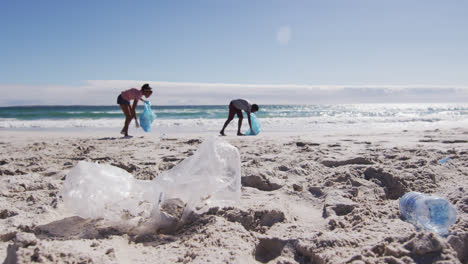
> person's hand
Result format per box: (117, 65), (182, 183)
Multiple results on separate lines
(135, 121), (140, 128)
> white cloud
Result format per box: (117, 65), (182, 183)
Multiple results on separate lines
(276, 26), (291, 45)
(1, 80), (468, 106)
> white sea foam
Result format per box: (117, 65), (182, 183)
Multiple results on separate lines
(1, 115), (468, 133)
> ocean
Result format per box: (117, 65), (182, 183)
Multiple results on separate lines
(1, 103), (468, 133)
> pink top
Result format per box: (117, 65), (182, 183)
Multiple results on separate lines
(121, 88), (143, 102)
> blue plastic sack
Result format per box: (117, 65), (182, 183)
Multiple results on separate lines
(139, 101), (156, 132)
(245, 113), (261, 136)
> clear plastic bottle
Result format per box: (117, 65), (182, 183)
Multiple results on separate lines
(399, 192), (457, 234)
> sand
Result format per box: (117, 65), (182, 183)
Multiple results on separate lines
(0, 128), (467, 264)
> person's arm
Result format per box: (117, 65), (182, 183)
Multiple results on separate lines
(132, 99), (140, 127)
(247, 112), (253, 130)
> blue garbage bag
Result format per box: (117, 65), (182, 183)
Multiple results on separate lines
(245, 113), (261, 136)
(139, 101), (156, 132)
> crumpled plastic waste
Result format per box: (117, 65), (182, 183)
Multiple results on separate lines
(437, 157), (450, 165)
(245, 113), (261, 136)
(62, 137), (241, 231)
(139, 101), (156, 132)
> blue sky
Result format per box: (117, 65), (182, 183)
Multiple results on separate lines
(1, 0), (468, 105)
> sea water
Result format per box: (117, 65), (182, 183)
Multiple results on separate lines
(1, 103), (468, 133)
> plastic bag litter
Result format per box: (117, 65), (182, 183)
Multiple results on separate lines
(62, 161), (156, 220)
(245, 113), (261, 136)
(437, 157), (450, 165)
(62, 137), (241, 228)
(139, 101), (156, 132)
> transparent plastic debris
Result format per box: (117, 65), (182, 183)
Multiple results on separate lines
(399, 191), (457, 235)
(62, 137), (241, 229)
(245, 113), (261, 136)
(139, 101), (156, 132)
(62, 161), (156, 221)
(437, 157), (450, 165)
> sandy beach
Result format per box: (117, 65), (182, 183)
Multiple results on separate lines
(1, 128), (467, 264)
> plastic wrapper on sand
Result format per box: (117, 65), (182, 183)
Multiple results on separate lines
(62, 137), (241, 229)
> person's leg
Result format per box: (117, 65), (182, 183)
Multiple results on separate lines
(120, 104), (132, 136)
(236, 110), (244, 136)
(220, 103), (236, 136)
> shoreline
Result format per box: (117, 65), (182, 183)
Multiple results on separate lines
(0, 124), (467, 141)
